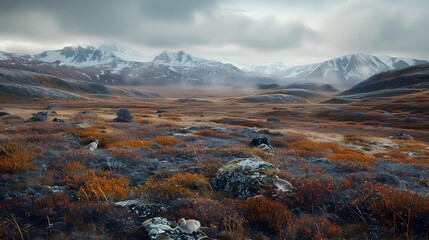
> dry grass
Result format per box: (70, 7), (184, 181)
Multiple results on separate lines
(106, 139), (152, 148)
(0, 142), (37, 173)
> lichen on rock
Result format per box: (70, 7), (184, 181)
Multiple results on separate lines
(211, 158), (278, 199)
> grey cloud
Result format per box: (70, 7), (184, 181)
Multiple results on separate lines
(320, 0), (429, 58)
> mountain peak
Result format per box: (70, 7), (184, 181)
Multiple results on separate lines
(153, 50), (207, 66)
(98, 42), (127, 53)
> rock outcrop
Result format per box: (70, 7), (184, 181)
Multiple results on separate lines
(142, 217), (207, 240)
(212, 158), (278, 199)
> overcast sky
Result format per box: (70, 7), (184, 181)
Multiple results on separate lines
(0, 0), (428, 66)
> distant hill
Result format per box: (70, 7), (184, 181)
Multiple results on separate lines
(247, 54), (427, 87)
(339, 63), (429, 96)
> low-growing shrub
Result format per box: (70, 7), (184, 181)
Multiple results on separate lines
(287, 215), (341, 240)
(327, 150), (376, 170)
(65, 125), (120, 148)
(135, 173), (209, 204)
(63, 165), (129, 201)
(153, 136), (181, 146)
(0, 142), (37, 173)
(242, 196), (292, 236)
(195, 130), (229, 138)
(106, 139), (152, 148)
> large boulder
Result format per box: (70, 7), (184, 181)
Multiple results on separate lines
(212, 158), (278, 199)
(114, 108), (134, 122)
(28, 111), (48, 122)
(142, 217), (207, 240)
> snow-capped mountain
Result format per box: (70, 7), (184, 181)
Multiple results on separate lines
(152, 51), (211, 67)
(125, 50), (271, 85)
(247, 54), (428, 87)
(246, 62), (288, 75)
(34, 43), (151, 67)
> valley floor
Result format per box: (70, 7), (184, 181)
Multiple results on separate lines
(0, 87), (428, 239)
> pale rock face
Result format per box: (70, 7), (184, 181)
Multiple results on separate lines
(177, 218), (201, 234)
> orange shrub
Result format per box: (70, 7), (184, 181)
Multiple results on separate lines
(289, 140), (340, 152)
(327, 150), (376, 170)
(65, 125), (120, 148)
(0, 142), (37, 173)
(343, 134), (370, 147)
(242, 196), (292, 235)
(153, 136), (181, 146)
(63, 165), (129, 201)
(106, 139), (152, 148)
(34, 193), (128, 233)
(352, 182), (429, 237)
(195, 130), (229, 138)
(135, 173), (209, 204)
(288, 140), (342, 158)
(287, 215), (341, 240)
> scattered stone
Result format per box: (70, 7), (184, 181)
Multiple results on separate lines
(0, 111), (10, 117)
(79, 111), (91, 115)
(389, 132), (414, 141)
(266, 117), (280, 123)
(114, 108), (134, 122)
(28, 111), (48, 122)
(143, 217), (206, 240)
(178, 127), (196, 134)
(242, 94), (308, 104)
(156, 109), (169, 113)
(212, 158), (278, 199)
(177, 98), (212, 103)
(249, 137), (274, 154)
(52, 118), (65, 123)
(71, 122), (90, 129)
(210, 127), (231, 134)
(46, 104), (58, 110)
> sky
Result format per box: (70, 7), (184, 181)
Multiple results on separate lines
(0, 0), (428, 66)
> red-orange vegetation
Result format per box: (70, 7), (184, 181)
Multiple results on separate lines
(287, 215), (341, 240)
(106, 139), (152, 148)
(0, 142), (37, 173)
(135, 173), (209, 204)
(153, 136), (181, 146)
(327, 150), (376, 170)
(242, 196), (292, 235)
(352, 182), (429, 237)
(63, 164), (129, 201)
(195, 130), (229, 138)
(65, 125), (120, 148)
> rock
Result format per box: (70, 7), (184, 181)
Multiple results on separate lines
(114, 108), (134, 122)
(143, 217), (206, 240)
(177, 98), (212, 103)
(46, 104), (58, 110)
(266, 117), (280, 123)
(389, 132), (414, 141)
(78, 111), (91, 115)
(52, 118), (65, 123)
(115, 199), (165, 219)
(156, 109), (169, 113)
(0, 111), (10, 117)
(249, 137), (274, 154)
(210, 127), (231, 134)
(28, 111), (48, 122)
(212, 158), (278, 199)
(241, 94), (308, 104)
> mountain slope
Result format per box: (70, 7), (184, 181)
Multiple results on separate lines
(247, 54), (428, 87)
(339, 63), (429, 96)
